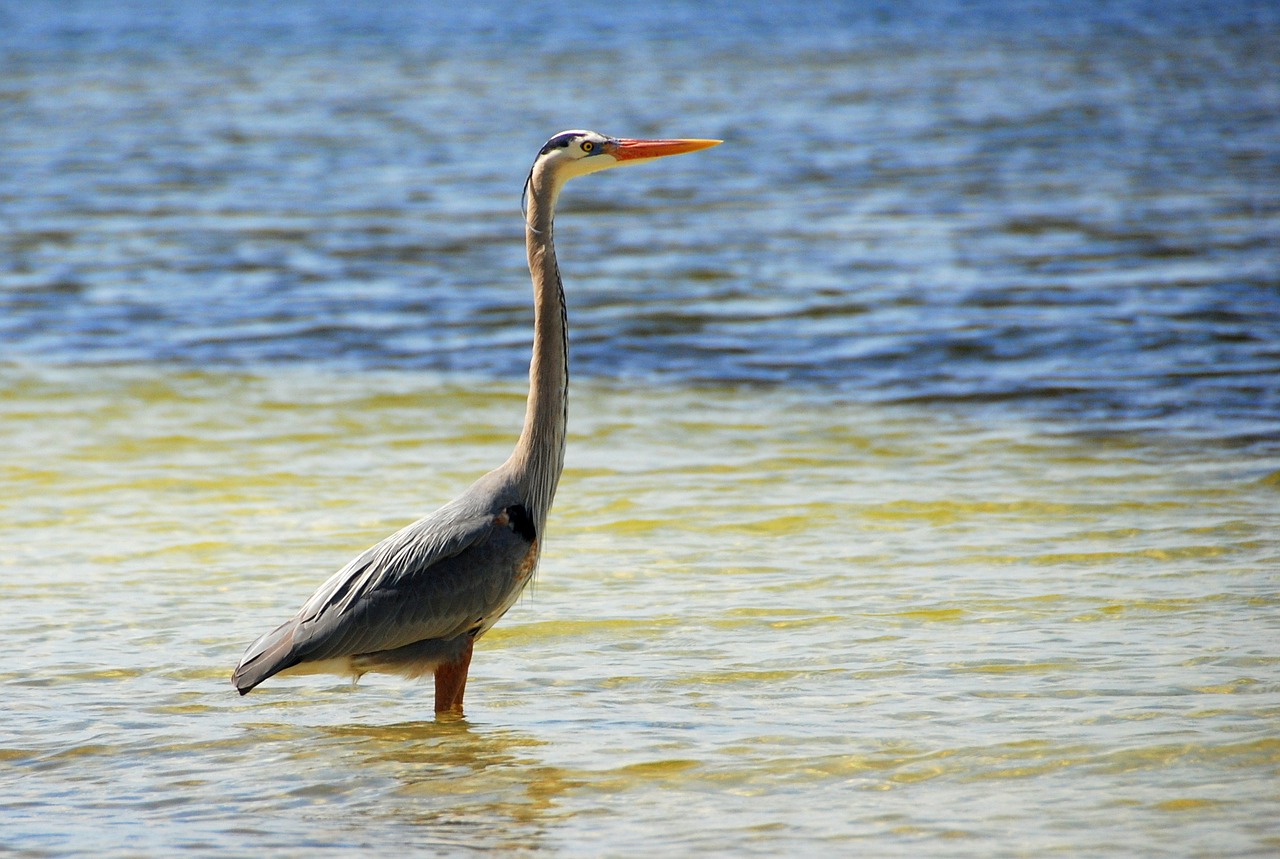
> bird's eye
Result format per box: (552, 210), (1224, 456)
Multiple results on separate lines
(581, 141), (594, 153)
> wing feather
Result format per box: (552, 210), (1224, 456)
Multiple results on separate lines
(233, 487), (536, 693)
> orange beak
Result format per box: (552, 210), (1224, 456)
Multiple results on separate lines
(609, 137), (723, 161)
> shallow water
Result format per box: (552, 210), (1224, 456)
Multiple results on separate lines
(3, 368), (1278, 856)
(3, 1), (1280, 856)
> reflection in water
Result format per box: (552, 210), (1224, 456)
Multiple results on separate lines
(1, 367), (1276, 856)
(312, 719), (577, 853)
(1, 0), (1278, 854)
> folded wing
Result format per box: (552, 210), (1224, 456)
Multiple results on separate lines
(232, 498), (536, 694)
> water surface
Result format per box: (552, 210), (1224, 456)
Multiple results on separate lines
(2, 1), (1279, 856)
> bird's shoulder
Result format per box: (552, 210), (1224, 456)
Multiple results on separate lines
(297, 469), (534, 624)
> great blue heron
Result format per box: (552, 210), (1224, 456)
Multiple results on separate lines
(232, 130), (720, 715)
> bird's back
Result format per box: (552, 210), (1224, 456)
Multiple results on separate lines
(232, 468), (540, 694)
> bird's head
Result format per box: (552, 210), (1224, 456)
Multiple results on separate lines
(523, 129), (721, 220)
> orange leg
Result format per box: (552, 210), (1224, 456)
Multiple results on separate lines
(433, 637), (474, 716)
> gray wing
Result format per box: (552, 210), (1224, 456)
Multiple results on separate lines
(232, 494), (537, 693)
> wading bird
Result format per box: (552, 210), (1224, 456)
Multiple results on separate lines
(232, 130), (720, 715)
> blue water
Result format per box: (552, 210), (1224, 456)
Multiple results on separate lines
(3, 0), (1278, 447)
(3, 4), (1280, 857)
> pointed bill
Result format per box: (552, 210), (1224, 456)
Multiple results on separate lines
(609, 138), (723, 162)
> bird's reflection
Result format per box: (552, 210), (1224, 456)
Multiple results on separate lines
(314, 717), (581, 852)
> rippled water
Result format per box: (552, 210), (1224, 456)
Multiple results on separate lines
(5, 368), (1278, 855)
(5, 0), (1279, 440)
(3, 1), (1279, 856)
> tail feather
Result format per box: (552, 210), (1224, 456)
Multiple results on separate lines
(231, 618), (302, 695)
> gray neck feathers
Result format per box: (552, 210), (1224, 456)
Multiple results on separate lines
(508, 162), (569, 530)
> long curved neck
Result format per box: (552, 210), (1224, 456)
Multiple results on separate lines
(507, 172), (568, 527)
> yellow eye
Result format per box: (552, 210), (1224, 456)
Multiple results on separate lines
(581, 141), (594, 153)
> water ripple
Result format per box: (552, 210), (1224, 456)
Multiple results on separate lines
(3, 3), (1279, 446)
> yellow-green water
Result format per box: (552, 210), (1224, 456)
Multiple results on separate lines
(3, 366), (1277, 855)
(4, 0), (1279, 852)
